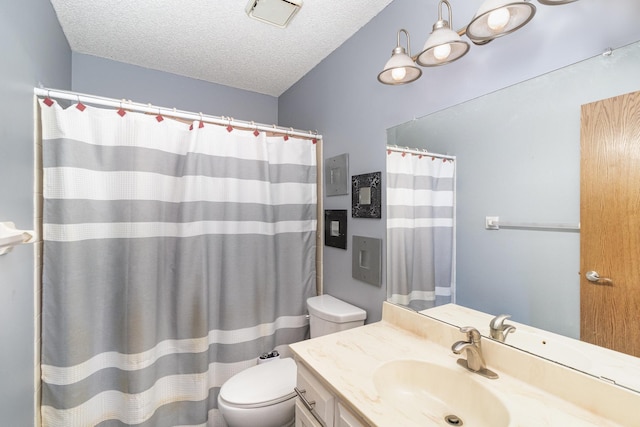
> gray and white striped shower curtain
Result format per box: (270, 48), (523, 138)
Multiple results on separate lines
(39, 100), (317, 426)
(386, 149), (455, 311)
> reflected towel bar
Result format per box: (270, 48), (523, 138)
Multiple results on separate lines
(485, 216), (580, 232)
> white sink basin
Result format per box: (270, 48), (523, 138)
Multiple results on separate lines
(373, 359), (510, 427)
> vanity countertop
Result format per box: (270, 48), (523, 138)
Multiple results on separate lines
(289, 302), (639, 427)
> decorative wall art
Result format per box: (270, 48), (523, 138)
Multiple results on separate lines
(352, 172), (382, 218)
(325, 153), (349, 196)
(352, 235), (382, 286)
(324, 210), (347, 249)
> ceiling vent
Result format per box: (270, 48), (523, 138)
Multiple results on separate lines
(245, 0), (303, 28)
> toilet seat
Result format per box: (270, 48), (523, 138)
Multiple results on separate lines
(219, 358), (297, 408)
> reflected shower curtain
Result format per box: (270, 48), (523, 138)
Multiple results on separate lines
(386, 149), (455, 311)
(39, 100), (317, 426)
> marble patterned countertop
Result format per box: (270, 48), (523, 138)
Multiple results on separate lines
(290, 302), (640, 427)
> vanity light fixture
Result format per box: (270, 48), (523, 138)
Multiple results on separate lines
(378, 0), (579, 85)
(416, 0), (469, 66)
(377, 29), (423, 85)
(466, 0), (536, 42)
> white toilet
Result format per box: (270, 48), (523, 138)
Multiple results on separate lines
(217, 294), (366, 427)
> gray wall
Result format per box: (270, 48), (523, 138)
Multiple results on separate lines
(72, 53), (278, 125)
(0, 1), (71, 425)
(278, 0), (640, 324)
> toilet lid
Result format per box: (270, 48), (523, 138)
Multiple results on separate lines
(219, 358), (297, 406)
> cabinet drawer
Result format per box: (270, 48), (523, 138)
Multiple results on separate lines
(296, 363), (335, 426)
(295, 399), (324, 427)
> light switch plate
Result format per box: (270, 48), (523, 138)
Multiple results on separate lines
(352, 235), (382, 286)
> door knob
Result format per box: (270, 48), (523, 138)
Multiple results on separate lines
(585, 271), (613, 285)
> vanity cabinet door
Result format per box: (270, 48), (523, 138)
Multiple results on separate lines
(336, 402), (368, 427)
(296, 363), (335, 426)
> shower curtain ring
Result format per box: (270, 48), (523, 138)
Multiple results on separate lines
(43, 90), (55, 107)
(76, 95), (86, 111)
(117, 100), (127, 117)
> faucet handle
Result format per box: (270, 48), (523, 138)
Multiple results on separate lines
(490, 314), (516, 342)
(459, 326), (481, 343)
(490, 314), (512, 330)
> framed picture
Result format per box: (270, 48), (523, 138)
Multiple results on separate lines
(324, 210), (347, 249)
(352, 172), (381, 218)
(325, 154), (349, 196)
(352, 235), (382, 286)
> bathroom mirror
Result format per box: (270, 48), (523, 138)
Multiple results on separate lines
(385, 40), (640, 392)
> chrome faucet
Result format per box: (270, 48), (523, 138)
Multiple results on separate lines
(489, 314), (516, 342)
(451, 326), (498, 379)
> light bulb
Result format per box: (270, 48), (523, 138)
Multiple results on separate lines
(487, 7), (511, 31)
(433, 43), (452, 61)
(391, 67), (407, 81)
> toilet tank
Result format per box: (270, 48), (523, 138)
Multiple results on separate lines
(307, 295), (367, 338)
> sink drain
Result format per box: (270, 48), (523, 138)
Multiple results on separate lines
(444, 414), (463, 426)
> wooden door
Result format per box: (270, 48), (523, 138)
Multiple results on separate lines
(580, 90), (640, 357)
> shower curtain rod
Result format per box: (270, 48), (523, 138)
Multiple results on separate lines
(387, 145), (455, 160)
(34, 87), (323, 140)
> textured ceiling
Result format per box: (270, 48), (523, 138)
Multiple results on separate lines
(49, 0), (394, 97)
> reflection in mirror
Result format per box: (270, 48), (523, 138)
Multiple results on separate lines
(386, 40), (640, 391)
(386, 146), (455, 311)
